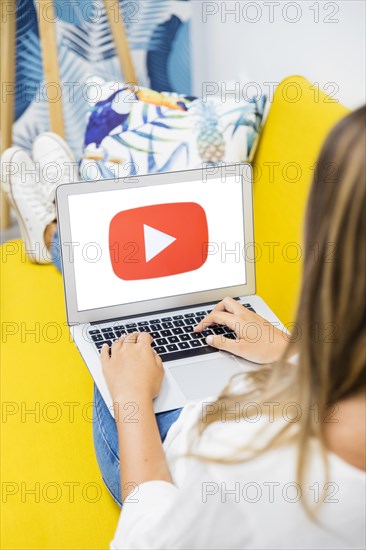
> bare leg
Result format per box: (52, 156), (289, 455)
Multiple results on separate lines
(44, 221), (57, 251)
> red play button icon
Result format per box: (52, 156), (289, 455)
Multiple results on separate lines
(109, 203), (209, 280)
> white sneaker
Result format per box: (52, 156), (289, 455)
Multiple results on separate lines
(1, 147), (55, 263)
(32, 132), (80, 203)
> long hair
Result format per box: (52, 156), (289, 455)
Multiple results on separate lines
(193, 106), (366, 501)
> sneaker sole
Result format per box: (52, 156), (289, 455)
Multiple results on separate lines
(1, 147), (51, 264)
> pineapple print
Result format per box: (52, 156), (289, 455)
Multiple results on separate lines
(194, 101), (226, 163)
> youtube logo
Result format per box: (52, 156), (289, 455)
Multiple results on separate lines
(109, 202), (209, 280)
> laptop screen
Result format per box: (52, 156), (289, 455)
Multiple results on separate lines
(67, 175), (246, 312)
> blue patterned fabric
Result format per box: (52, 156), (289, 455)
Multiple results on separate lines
(12, 0), (192, 158)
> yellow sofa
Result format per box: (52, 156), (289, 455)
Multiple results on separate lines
(1, 76), (348, 549)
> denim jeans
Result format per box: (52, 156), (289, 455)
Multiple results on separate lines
(50, 228), (62, 273)
(51, 228), (182, 506)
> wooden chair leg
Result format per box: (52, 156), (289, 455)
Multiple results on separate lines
(104, 0), (138, 86)
(0, 0), (16, 229)
(36, 0), (65, 137)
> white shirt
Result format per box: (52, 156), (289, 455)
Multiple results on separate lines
(111, 399), (366, 550)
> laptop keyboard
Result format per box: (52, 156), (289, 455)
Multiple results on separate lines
(88, 304), (256, 363)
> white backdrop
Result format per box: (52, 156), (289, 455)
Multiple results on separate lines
(191, 0), (366, 108)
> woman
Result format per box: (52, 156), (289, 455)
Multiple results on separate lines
(1, 107), (365, 549)
(100, 106), (365, 549)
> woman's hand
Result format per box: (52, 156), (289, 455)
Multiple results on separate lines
(194, 296), (288, 364)
(100, 332), (164, 404)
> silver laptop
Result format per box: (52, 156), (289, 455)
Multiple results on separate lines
(56, 164), (284, 414)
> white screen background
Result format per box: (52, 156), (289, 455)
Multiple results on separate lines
(68, 177), (246, 311)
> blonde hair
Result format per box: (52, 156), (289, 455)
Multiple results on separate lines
(193, 106), (366, 502)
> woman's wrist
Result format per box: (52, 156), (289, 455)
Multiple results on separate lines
(112, 390), (154, 418)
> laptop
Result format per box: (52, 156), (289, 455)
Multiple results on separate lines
(56, 163), (284, 414)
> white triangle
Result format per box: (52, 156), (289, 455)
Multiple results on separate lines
(143, 224), (176, 263)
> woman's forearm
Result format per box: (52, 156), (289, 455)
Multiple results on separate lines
(114, 392), (173, 501)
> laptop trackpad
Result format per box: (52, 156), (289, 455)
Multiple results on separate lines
(169, 355), (242, 401)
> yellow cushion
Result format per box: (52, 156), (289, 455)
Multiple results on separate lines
(253, 75), (348, 324)
(1, 76), (349, 549)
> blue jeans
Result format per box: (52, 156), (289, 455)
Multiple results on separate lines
(50, 228), (62, 273)
(51, 228), (182, 506)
